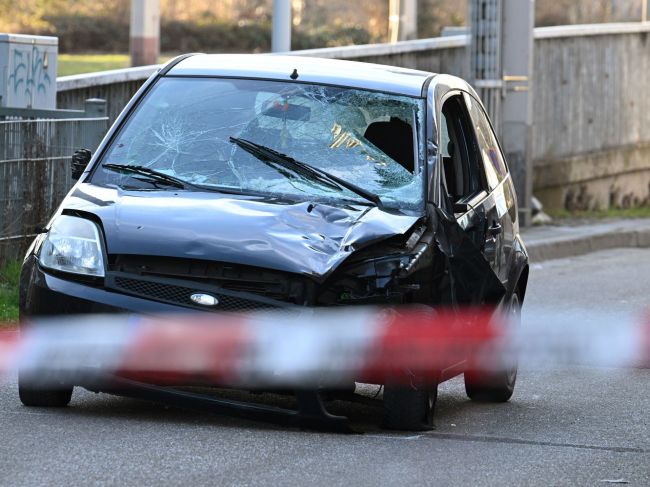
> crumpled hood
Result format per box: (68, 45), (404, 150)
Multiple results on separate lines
(65, 184), (420, 280)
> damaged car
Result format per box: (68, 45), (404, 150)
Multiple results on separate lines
(18, 54), (529, 431)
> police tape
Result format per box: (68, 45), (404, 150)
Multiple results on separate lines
(0, 306), (649, 387)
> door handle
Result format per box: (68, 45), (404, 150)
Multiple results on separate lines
(487, 222), (502, 237)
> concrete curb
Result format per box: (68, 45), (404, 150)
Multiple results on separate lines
(524, 220), (650, 262)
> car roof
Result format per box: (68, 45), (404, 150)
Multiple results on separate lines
(168, 54), (434, 98)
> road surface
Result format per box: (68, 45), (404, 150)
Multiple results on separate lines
(1, 248), (649, 486)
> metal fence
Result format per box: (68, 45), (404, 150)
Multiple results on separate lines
(469, 0), (503, 133)
(0, 100), (108, 263)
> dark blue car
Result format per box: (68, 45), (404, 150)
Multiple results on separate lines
(19, 54), (529, 430)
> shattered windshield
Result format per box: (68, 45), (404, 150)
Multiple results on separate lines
(92, 77), (426, 212)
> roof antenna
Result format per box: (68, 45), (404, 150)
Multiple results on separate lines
(290, 68), (299, 80)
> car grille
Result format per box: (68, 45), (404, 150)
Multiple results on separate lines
(109, 275), (283, 313)
(108, 255), (306, 303)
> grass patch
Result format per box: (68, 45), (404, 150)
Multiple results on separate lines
(0, 260), (20, 326)
(58, 54), (173, 77)
(547, 206), (650, 221)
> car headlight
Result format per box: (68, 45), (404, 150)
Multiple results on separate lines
(39, 215), (106, 277)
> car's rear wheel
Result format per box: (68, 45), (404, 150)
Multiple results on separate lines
(18, 372), (73, 407)
(464, 292), (520, 402)
(383, 382), (438, 431)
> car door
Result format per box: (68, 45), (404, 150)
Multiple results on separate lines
(463, 93), (516, 283)
(435, 92), (505, 305)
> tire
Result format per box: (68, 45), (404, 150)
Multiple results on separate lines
(18, 372), (73, 407)
(464, 292), (520, 402)
(383, 382), (438, 431)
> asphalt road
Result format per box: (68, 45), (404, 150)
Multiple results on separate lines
(1, 248), (650, 486)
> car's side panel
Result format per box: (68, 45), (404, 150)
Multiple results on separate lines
(435, 208), (506, 306)
(428, 75), (525, 306)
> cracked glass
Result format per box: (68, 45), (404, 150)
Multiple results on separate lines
(92, 77), (426, 212)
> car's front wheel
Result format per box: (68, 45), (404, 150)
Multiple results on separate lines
(464, 292), (521, 402)
(383, 382), (438, 431)
(18, 372), (73, 407)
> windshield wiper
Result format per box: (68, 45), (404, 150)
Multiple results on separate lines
(102, 164), (193, 190)
(103, 163), (259, 196)
(229, 137), (385, 210)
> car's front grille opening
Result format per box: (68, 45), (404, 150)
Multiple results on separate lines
(107, 255), (307, 303)
(111, 276), (281, 313)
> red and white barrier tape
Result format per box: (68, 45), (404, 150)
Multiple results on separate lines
(1, 306), (649, 387)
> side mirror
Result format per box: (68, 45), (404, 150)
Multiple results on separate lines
(71, 149), (92, 180)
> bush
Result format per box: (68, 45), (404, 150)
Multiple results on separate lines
(40, 15), (130, 53)
(160, 19), (271, 52)
(293, 23), (371, 50)
(22, 15), (371, 54)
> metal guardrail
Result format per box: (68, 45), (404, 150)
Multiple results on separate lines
(0, 99), (109, 263)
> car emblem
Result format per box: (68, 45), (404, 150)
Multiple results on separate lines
(190, 293), (219, 307)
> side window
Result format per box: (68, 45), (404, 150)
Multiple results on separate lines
(464, 93), (508, 191)
(439, 95), (486, 204)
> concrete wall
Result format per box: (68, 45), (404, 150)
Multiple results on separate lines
(532, 24), (650, 210)
(56, 23), (650, 210)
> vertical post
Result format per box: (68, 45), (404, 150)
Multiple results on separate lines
(400, 0), (418, 41)
(83, 98), (108, 151)
(643, 0), (648, 22)
(83, 98), (107, 119)
(501, 0), (534, 226)
(272, 0), (292, 52)
(130, 0), (160, 67)
(388, 0), (417, 43)
(470, 0), (534, 226)
(388, 0), (400, 43)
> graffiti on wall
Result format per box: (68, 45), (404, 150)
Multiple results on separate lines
(7, 45), (53, 106)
